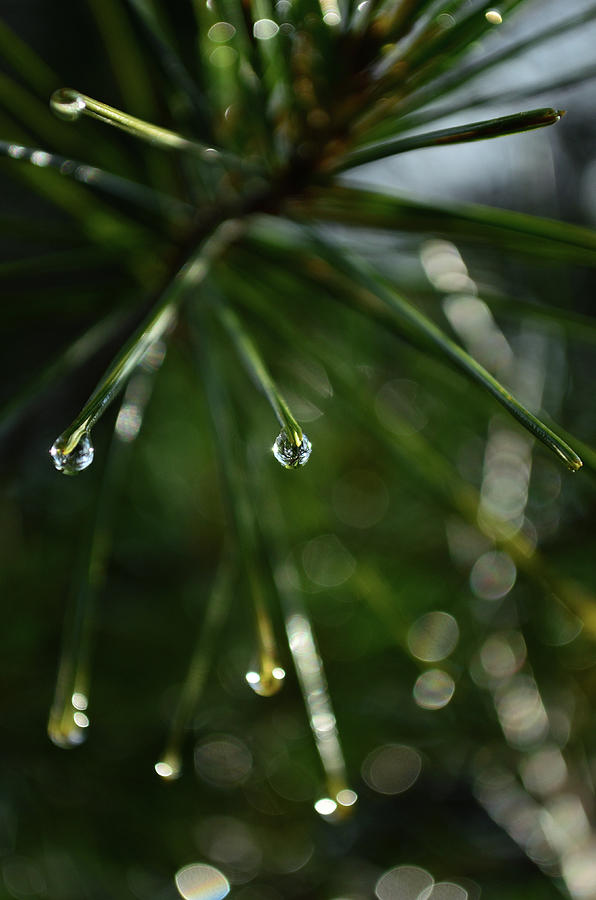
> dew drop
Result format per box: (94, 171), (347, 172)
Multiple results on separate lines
(50, 88), (86, 122)
(314, 797), (337, 817)
(272, 430), (312, 468)
(245, 664), (286, 697)
(155, 755), (182, 780)
(50, 432), (94, 475)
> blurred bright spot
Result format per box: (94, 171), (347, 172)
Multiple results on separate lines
(418, 881), (468, 900)
(362, 744), (422, 795)
(421, 884), (468, 900)
(375, 865), (433, 900)
(73, 712), (89, 728)
(375, 379), (428, 437)
(445, 517), (491, 568)
(30, 150), (51, 167)
(479, 427), (531, 532)
(413, 669), (455, 710)
(520, 745), (567, 797)
(194, 735), (252, 787)
(443, 295), (512, 374)
(333, 469), (388, 529)
(495, 675), (548, 748)
(561, 840), (596, 900)
(302, 534), (355, 588)
(175, 863), (230, 900)
(208, 21), (236, 41)
(115, 402), (143, 442)
(314, 797), (337, 816)
(155, 759), (180, 780)
(209, 46), (237, 67)
(272, 667), (286, 680)
(71, 692), (88, 710)
(407, 611), (459, 662)
(541, 794), (590, 855)
(485, 9), (502, 24)
(540, 596), (583, 647)
(253, 18), (279, 39)
(2, 857), (47, 898)
(470, 551), (516, 601)
(196, 816), (262, 880)
(437, 12), (455, 28)
(323, 10), (341, 24)
(245, 671), (260, 684)
(336, 788), (358, 807)
(479, 631), (526, 679)
(420, 240), (463, 284)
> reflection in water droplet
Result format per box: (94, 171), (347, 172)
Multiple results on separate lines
(174, 863), (230, 900)
(485, 9), (503, 24)
(272, 430), (312, 468)
(407, 611), (459, 662)
(50, 87), (86, 121)
(413, 669), (455, 710)
(375, 865), (434, 900)
(362, 744), (422, 795)
(50, 431), (94, 475)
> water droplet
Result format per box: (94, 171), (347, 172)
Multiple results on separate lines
(272, 431), (312, 468)
(155, 755), (181, 780)
(50, 431), (94, 475)
(71, 691), (88, 710)
(336, 788), (358, 807)
(245, 662), (285, 696)
(50, 88), (86, 121)
(314, 797), (337, 817)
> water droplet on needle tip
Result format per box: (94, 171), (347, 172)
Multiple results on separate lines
(50, 432), (94, 475)
(272, 430), (312, 468)
(50, 88), (86, 121)
(245, 665), (285, 696)
(155, 755), (182, 780)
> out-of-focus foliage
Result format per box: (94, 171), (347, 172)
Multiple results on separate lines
(2, 1), (596, 898)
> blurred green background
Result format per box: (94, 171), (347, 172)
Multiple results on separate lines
(2, 1), (596, 899)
